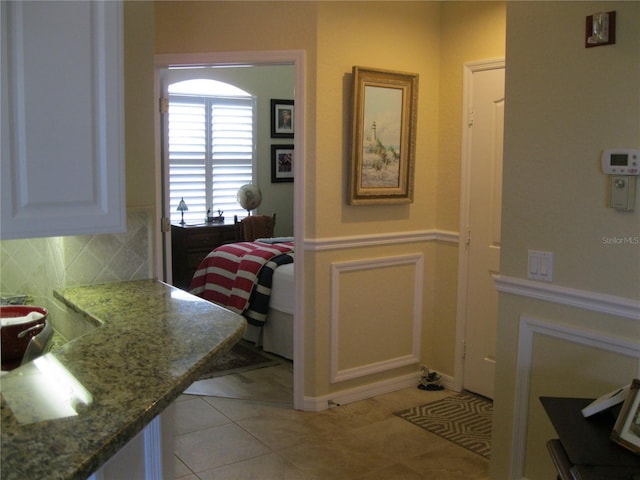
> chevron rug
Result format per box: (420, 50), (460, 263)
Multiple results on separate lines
(394, 392), (493, 458)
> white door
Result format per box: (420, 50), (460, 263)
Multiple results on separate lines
(461, 63), (505, 399)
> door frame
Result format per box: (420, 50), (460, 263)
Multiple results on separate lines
(454, 58), (505, 393)
(153, 50), (306, 410)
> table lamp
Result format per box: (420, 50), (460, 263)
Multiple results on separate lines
(177, 198), (188, 225)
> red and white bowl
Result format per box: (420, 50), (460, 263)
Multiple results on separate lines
(1, 305), (48, 367)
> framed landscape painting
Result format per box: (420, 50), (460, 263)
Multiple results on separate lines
(349, 66), (418, 205)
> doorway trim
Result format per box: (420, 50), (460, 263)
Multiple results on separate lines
(153, 50), (306, 410)
(454, 58), (506, 393)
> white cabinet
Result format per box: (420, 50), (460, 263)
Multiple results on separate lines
(1, 1), (125, 240)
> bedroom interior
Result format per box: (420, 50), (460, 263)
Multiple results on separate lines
(159, 61), (297, 362)
(1, 2), (637, 479)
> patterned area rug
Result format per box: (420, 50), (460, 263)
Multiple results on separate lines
(197, 340), (280, 380)
(395, 392), (493, 458)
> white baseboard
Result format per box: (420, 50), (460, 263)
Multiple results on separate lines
(302, 372), (422, 411)
(438, 372), (457, 392)
(302, 370), (459, 412)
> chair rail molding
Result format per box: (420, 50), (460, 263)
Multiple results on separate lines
(305, 229), (458, 251)
(494, 274), (640, 321)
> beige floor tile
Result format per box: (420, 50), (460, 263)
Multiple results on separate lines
(312, 398), (394, 430)
(276, 429), (397, 479)
(373, 386), (452, 413)
(175, 474), (198, 480)
(173, 396), (231, 436)
(202, 395), (294, 421)
(174, 456), (197, 480)
(174, 365), (491, 480)
(175, 423), (270, 473)
(352, 463), (426, 480)
(346, 415), (455, 461)
(401, 442), (489, 479)
(196, 452), (319, 480)
(236, 407), (343, 451)
(185, 364), (293, 403)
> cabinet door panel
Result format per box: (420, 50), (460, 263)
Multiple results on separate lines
(1, 1), (124, 240)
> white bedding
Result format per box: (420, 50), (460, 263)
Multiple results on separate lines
(243, 262), (294, 360)
(268, 263), (294, 314)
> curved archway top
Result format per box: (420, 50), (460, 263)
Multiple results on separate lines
(168, 78), (250, 97)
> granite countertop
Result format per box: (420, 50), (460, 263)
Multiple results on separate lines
(0, 279), (246, 480)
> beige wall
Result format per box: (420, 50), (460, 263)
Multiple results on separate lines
(315, 2), (440, 237)
(124, 1), (156, 208)
(437, 1), (506, 231)
(434, 2), (506, 374)
(153, 1), (508, 402)
(492, 2), (640, 478)
(155, 1), (318, 56)
(311, 2), (441, 397)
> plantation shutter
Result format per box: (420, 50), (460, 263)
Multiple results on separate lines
(168, 94), (253, 224)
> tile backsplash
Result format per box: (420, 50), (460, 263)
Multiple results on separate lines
(0, 207), (156, 341)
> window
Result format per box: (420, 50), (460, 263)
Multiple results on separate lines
(167, 79), (255, 224)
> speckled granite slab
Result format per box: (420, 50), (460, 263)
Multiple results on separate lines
(0, 279), (246, 480)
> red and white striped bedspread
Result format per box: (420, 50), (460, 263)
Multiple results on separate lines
(189, 241), (294, 315)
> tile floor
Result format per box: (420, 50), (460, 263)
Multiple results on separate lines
(173, 362), (489, 480)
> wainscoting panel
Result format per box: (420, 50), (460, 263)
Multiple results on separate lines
(510, 316), (640, 479)
(330, 254), (423, 383)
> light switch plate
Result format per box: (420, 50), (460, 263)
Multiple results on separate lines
(609, 175), (636, 211)
(528, 250), (553, 282)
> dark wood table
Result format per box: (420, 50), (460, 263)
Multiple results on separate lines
(540, 397), (640, 480)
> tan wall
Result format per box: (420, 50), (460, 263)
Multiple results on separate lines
(153, 1), (508, 401)
(500, 2), (639, 296)
(155, 1), (317, 55)
(124, 1), (156, 208)
(311, 2), (442, 397)
(437, 1), (506, 231)
(315, 1), (440, 237)
(492, 2), (640, 478)
(434, 2), (506, 375)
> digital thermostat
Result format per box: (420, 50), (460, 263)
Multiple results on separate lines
(601, 149), (640, 175)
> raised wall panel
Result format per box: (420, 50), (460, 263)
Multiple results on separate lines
(510, 316), (640, 479)
(330, 254), (423, 383)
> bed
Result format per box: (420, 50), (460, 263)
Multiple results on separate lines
(189, 239), (294, 360)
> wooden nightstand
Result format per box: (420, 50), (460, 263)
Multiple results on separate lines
(171, 222), (238, 290)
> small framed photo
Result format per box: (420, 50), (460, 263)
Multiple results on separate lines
(271, 145), (294, 183)
(271, 99), (294, 138)
(611, 378), (640, 454)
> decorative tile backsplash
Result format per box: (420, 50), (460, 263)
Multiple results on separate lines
(0, 207), (156, 340)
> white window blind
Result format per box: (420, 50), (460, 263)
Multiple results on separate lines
(168, 92), (254, 224)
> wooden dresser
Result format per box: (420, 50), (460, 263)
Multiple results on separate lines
(171, 222), (238, 290)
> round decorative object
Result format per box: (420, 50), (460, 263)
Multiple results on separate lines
(236, 184), (262, 212)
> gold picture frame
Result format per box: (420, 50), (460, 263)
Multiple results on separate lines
(349, 66), (418, 205)
(611, 378), (640, 454)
